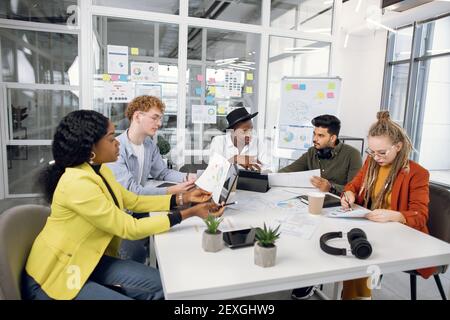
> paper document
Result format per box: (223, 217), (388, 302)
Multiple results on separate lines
(268, 169), (320, 188)
(275, 197), (308, 211)
(130, 62), (159, 82)
(195, 153), (231, 204)
(276, 214), (319, 240)
(107, 45), (128, 75)
(323, 205), (370, 218)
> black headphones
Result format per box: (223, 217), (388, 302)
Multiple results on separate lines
(316, 147), (333, 159)
(320, 228), (372, 259)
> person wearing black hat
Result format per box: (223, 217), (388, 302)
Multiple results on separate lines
(209, 106), (270, 171)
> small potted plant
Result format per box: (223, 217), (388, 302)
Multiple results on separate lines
(202, 214), (224, 252)
(254, 223), (281, 268)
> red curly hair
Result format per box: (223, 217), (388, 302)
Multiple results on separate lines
(125, 95), (165, 121)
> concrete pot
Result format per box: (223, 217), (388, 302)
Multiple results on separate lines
(202, 230), (223, 252)
(254, 242), (277, 267)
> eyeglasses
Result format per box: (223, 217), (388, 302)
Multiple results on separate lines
(139, 112), (163, 123)
(365, 145), (395, 158)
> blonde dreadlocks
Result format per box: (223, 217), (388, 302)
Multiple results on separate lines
(361, 111), (413, 209)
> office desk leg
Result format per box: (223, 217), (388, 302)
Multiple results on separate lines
(149, 235), (157, 268)
(331, 281), (343, 300)
(315, 282), (342, 300)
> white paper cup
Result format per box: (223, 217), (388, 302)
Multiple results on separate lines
(308, 192), (325, 215)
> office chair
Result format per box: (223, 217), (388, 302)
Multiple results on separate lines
(405, 183), (449, 300)
(0, 205), (50, 300)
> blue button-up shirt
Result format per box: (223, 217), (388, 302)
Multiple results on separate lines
(107, 130), (185, 195)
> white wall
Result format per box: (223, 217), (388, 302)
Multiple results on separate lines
(335, 30), (387, 151)
(333, 0), (387, 153)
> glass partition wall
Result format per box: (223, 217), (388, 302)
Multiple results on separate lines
(0, 0), (335, 198)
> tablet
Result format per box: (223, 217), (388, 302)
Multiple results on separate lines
(298, 194), (341, 208)
(223, 228), (257, 249)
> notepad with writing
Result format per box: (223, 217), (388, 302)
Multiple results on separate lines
(323, 205), (370, 218)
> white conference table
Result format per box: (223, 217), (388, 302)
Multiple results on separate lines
(152, 187), (450, 300)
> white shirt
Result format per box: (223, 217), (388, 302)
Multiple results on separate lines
(130, 142), (145, 183)
(208, 133), (272, 172)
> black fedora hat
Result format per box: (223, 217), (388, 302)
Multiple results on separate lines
(225, 106), (258, 130)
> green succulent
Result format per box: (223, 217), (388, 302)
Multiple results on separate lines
(157, 135), (171, 156)
(204, 214), (224, 234)
(255, 223), (281, 247)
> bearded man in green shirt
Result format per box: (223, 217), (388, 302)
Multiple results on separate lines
(280, 114), (362, 196)
(280, 114), (363, 300)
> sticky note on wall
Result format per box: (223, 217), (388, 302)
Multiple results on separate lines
(317, 91), (325, 99)
(102, 74), (111, 81)
(285, 84), (292, 91)
(327, 92), (335, 99)
(245, 86), (253, 94)
(197, 74), (204, 82)
(131, 47), (139, 55)
(246, 73), (254, 81)
(300, 84), (306, 90)
(328, 82), (336, 90)
(195, 87), (203, 95)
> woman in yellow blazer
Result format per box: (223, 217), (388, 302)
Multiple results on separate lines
(22, 110), (224, 300)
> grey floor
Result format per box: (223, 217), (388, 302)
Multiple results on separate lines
(237, 268), (450, 300)
(1, 197), (449, 300)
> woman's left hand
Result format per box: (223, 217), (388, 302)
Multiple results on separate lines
(184, 188), (212, 204)
(366, 209), (405, 223)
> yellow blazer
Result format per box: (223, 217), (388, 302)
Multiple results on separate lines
(25, 162), (172, 300)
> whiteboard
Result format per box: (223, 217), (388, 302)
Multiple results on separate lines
(275, 77), (342, 159)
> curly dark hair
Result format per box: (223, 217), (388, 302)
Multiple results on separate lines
(38, 110), (109, 203)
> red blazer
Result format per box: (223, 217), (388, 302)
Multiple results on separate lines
(345, 159), (435, 278)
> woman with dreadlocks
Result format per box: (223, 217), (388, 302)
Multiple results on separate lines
(340, 110), (434, 299)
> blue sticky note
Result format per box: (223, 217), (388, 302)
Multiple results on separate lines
(195, 87), (203, 95)
(119, 74), (128, 82)
(206, 95), (214, 103)
(300, 83), (306, 90)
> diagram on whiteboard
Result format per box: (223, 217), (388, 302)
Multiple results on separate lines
(279, 125), (313, 150)
(280, 101), (310, 126)
(276, 77), (341, 154)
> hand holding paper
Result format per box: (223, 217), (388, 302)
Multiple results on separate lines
(195, 153), (231, 204)
(268, 169), (320, 188)
(185, 188), (212, 203)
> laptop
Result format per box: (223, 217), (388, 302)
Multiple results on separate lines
(218, 164), (239, 205)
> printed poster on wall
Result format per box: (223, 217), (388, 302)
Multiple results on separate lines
(192, 105), (217, 124)
(278, 125), (313, 150)
(135, 83), (162, 98)
(130, 62), (159, 82)
(107, 45), (129, 75)
(103, 82), (134, 103)
(224, 71), (242, 98)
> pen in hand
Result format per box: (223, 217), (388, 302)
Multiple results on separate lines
(222, 201), (238, 207)
(343, 192), (353, 211)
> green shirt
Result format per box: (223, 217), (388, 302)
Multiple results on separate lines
(279, 141), (362, 195)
